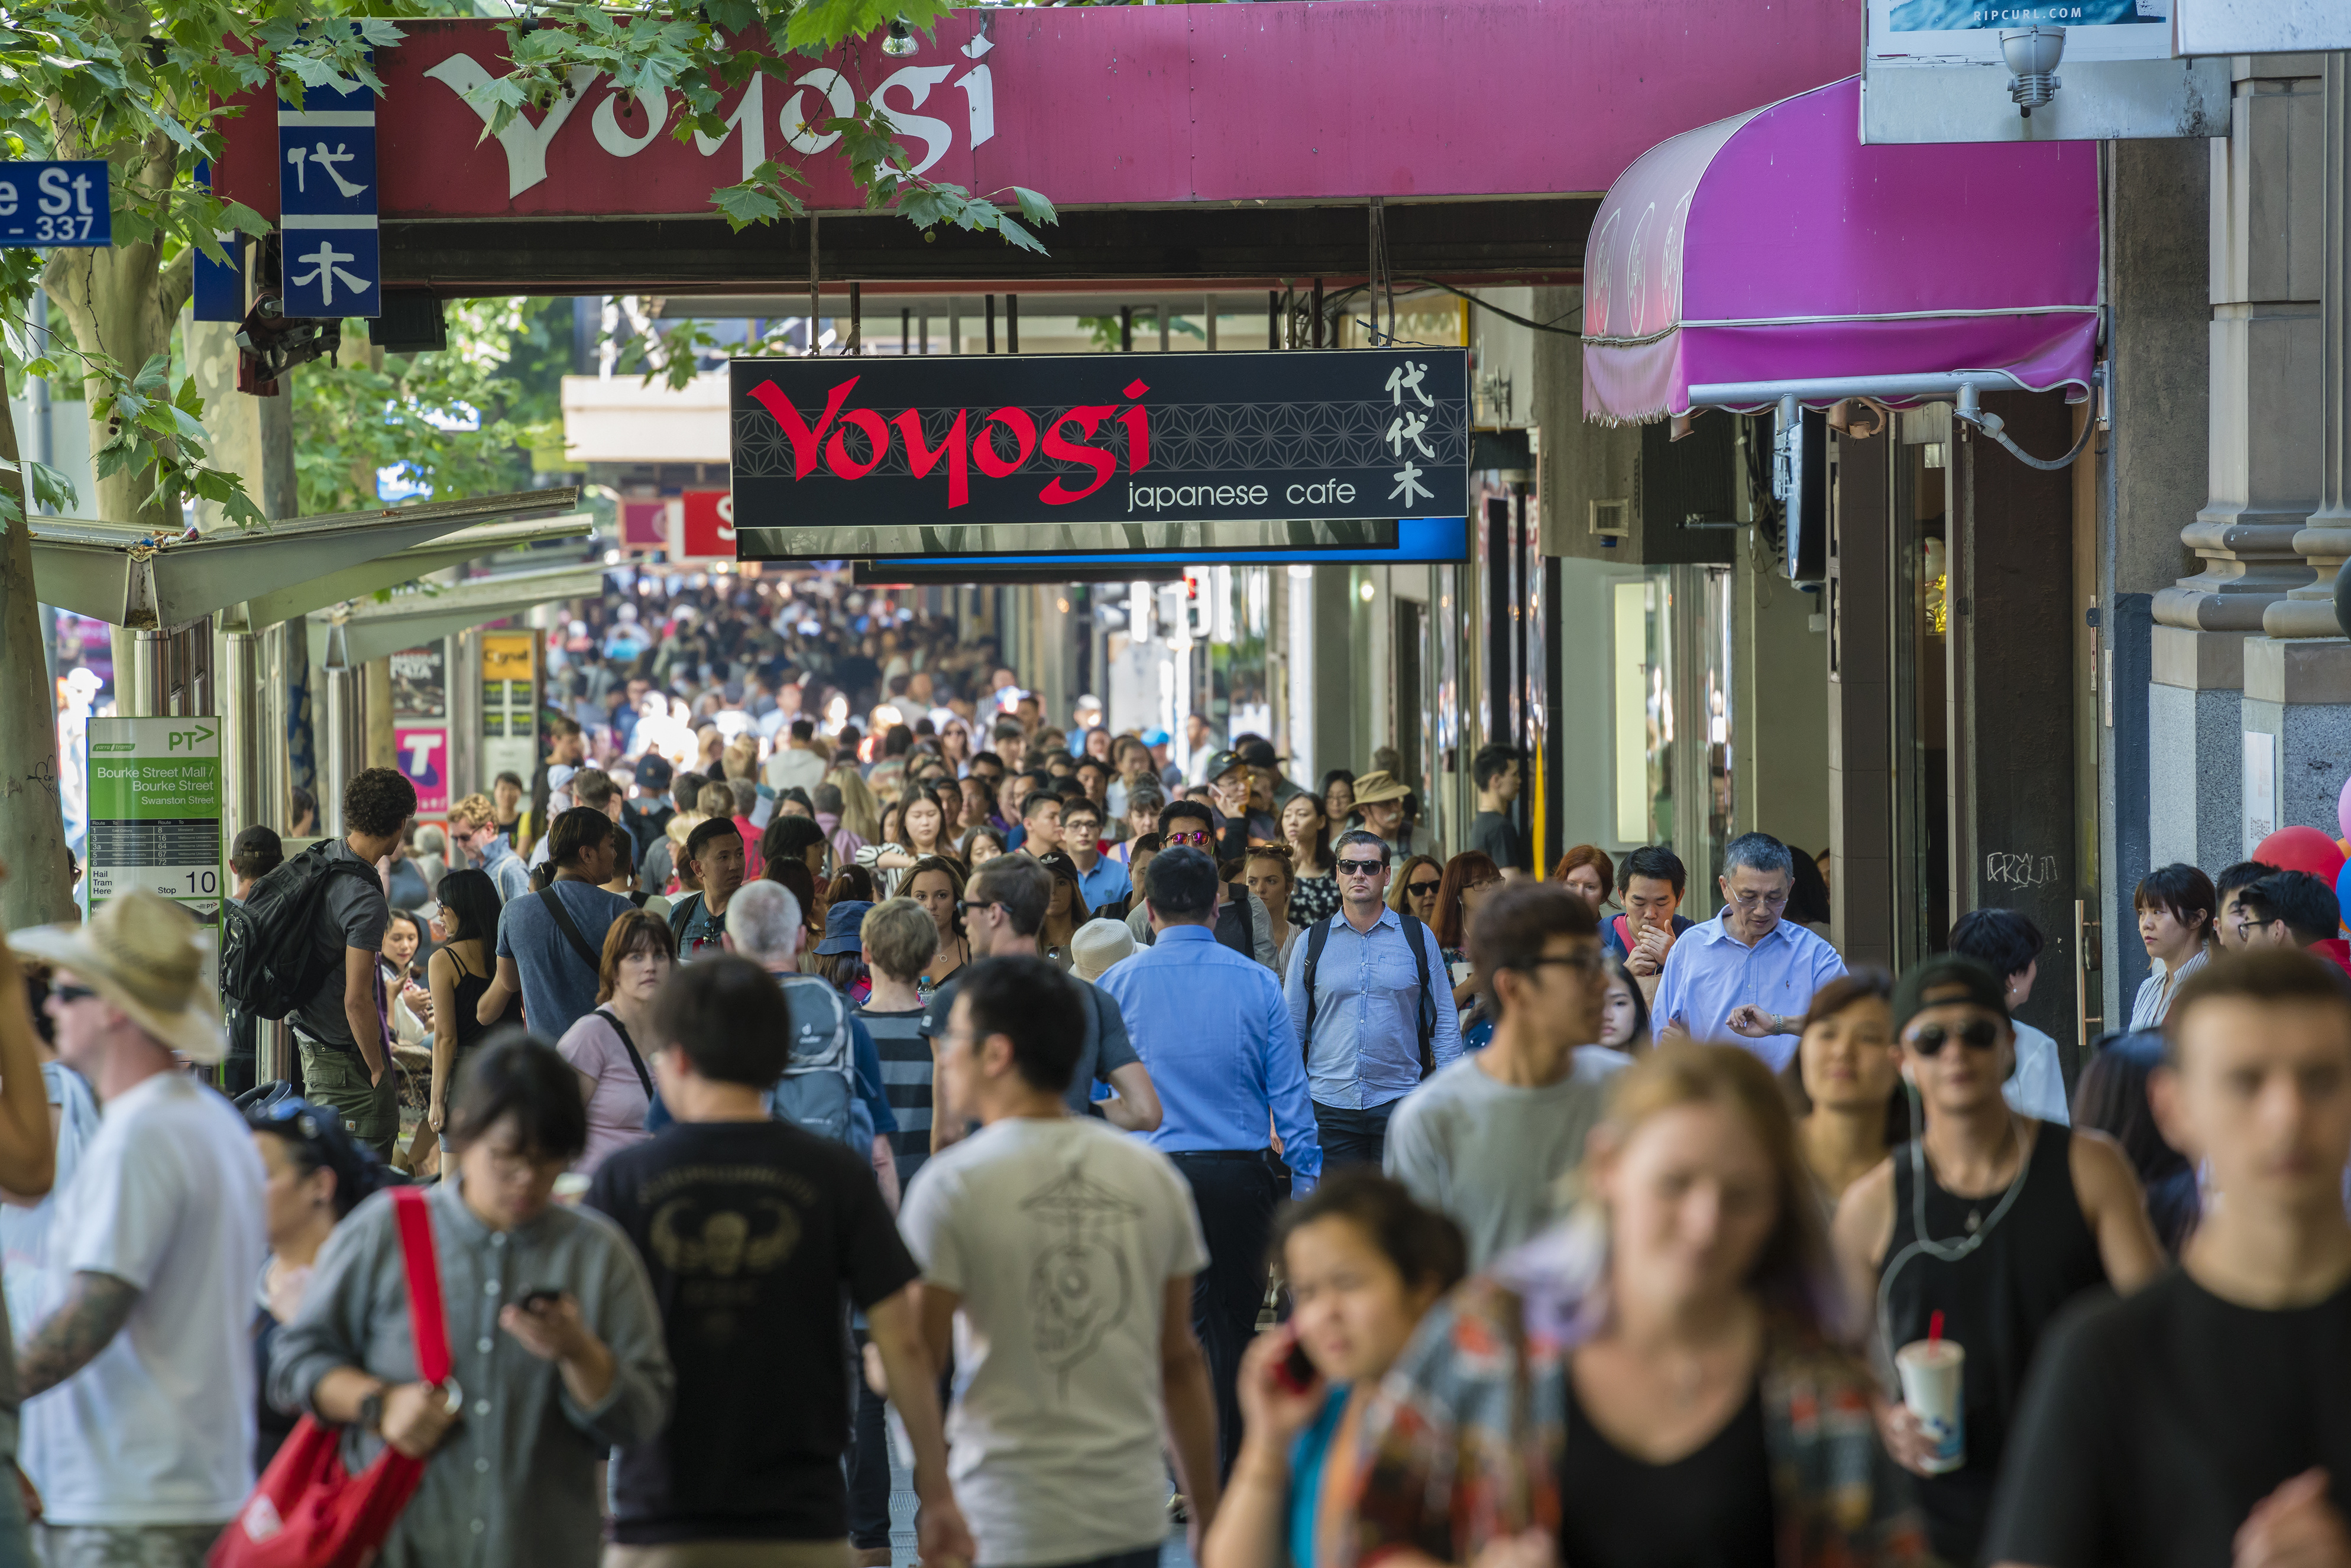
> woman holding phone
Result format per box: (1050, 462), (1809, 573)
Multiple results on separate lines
(1201, 1171), (1465, 1568)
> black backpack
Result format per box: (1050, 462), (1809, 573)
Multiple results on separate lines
(1300, 911), (1438, 1077)
(219, 843), (383, 1022)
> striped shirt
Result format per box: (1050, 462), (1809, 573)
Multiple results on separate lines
(858, 1006), (932, 1185)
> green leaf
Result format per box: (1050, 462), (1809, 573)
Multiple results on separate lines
(1010, 187), (1058, 228)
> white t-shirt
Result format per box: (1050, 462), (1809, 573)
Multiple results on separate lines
(2004, 1019), (2072, 1126)
(899, 1116), (1208, 1568)
(22, 1070), (267, 1525)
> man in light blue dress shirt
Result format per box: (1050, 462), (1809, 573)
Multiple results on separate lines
(1654, 831), (1848, 1072)
(1282, 829), (1462, 1168)
(1097, 845), (1320, 1478)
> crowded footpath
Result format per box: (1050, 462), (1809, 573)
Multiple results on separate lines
(5, 599), (2351, 1568)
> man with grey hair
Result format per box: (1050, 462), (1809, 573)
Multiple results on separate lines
(1653, 830), (1847, 1071)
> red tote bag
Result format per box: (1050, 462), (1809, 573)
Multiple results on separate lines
(211, 1185), (454, 1568)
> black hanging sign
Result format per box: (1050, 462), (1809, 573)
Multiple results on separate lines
(728, 348), (1469, 559)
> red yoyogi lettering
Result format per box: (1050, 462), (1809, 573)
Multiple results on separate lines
(824, 408), (893, 480)
(749, 376), (859, 479)
(972, 407), (1038, 479)
(1038, 405), (1119, 505)
(893, 408), (970, 508)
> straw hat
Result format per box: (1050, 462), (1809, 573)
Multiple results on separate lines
(1070, 917), (1136, 982)
(12, 890), (226, 1063)
(1349, 770), (1413, 806)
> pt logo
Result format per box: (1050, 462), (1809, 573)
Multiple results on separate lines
(166, 724), (216, 753)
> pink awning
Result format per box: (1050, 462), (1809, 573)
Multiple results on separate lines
(1581, 77), (2101, 425)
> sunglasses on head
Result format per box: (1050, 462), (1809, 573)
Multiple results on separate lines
(1909, 1019), (2002, 1055)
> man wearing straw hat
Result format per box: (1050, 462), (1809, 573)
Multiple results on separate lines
(10, 887), (267, 1566)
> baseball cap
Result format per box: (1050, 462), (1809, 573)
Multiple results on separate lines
(634, 754), (673, 791)
(1141, 728), (1171, 747)
(1892, 954), (2009, 1032)
(1205, 749), (1248, 783)
(1237, 738), (1280, 769)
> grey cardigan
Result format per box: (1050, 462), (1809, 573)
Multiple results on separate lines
(269, 1180), (673, 1568)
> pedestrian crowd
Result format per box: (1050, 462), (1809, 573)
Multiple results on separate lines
(2, 585), (2349, 1568)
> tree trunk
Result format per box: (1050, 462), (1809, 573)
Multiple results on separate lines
(0, 391), (73, 926)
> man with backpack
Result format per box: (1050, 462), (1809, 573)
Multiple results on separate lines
(921, 854), (1162, 1148)
(478, 806), (636, 1044)
(1282, 827), (1461, 1168)
(1121, 800), (1280, 972)
(267, 767), (414, 1156)
(666, 816), (747, 963)
(720, 880), (902, 1203)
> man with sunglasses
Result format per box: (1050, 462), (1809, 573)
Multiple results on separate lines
(448, 791), (532, 904)
(1832, 955), (2164, 1568)
(1121, 801), (1281, 971)
(921, 854), (1161, 1149)
(1654, 831), (1845, 1071)
(1283, 828), (1461, 1168)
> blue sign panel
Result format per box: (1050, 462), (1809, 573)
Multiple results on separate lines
(0, 161), (111, 247)
(278, 70), (379, 319)
(878, 515), (1471, 569)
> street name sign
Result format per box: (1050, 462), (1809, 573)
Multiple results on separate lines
(0, 161), (109, 247)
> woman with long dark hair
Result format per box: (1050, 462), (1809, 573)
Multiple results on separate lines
(1281, 792), (1340, 927)
(1598, 958), (1653, 1054)
(905, 856), (970, 999)
(2074, 1029), (2198, 1252)
(425, 869), (514, 1162)
(1780, 968), (1903, 1210)
(1034, 851), (1090, 970)
(1430, 851), (1505, 1048)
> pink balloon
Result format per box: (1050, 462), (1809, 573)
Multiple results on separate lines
(2338, 773), (2351, 841)
(2255, 825), (2346, 885)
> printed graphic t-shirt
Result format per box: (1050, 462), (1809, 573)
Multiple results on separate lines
(587, 1119), (917, 1543)
(899, 1116), (1207, 1567)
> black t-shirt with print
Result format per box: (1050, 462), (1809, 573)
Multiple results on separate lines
(588, 1119), (919, 1543)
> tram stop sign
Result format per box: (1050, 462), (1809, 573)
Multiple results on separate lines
(84, 717), (222, 926)
(728, 348), (1471, 559)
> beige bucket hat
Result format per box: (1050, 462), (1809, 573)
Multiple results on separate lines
(11, 889), (226, 1063)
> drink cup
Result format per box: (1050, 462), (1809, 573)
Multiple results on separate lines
(1895, 1338), (1965, 1474)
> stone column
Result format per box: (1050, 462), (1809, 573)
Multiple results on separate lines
(2240, 54), (2351, 848)
(2149, 55), (2327, 869)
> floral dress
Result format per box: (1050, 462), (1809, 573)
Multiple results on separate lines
(1290, 869), (1342, 928)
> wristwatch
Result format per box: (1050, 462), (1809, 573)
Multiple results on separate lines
(356, 1388), (384, 1434)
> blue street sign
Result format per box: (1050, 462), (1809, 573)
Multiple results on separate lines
(279, 67), (379, 319)
(0, 161), (111, 248)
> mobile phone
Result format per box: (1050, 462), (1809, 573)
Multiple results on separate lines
(519, 1288), (563, 1311)
(1271, 1340), (1319, 1397)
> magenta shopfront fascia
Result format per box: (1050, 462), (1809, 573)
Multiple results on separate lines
(215, 5), (1862, 222)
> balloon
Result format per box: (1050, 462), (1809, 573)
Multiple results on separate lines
(2339, 772), (2351, 841)
(2336, 857), (2351, 933)
(2255, 826), (2346, 885)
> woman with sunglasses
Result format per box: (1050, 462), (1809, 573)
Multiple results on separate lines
(1387, 854), (1443, 927)
(1830, 955), (2165, 1567)
(1429, 853), (1504, 1049)
(247, 1097), (391, 1469)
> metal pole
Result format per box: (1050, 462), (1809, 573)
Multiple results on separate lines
(1007, 294), (1018, 354)
(848, 280), (862, 355)
(319, 621), (358, 839)
(948, 298), (960, 355)
(1121, 305), (1133, 353)
(901, 307), (911, 357)
(807, 213), (821, 354)
(985, 295), (996, 354)
(1268, 290), (1280, 350)
(1205, 293), (1217, 352)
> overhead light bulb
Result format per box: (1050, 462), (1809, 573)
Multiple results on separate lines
(2000, 25), (2065, 117)
(883, 18), (918, 57)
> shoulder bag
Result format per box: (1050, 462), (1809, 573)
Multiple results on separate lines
(209, 1185), (455, 1568)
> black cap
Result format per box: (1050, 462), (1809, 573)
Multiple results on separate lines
(1237, 737), (1280, 769)
(634, 754), (673, 790)
(1205, 749), (1247, 782)
(1893, 954), (2009, 1032)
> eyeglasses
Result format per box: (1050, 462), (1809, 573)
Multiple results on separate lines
(1336, 859), (1387, 877)
(1725, 889), (1791, 911)
(48, 983), (97, 1005)
(960, 899), (1001, 916)
(1514, 951), (1608, 977)
(1165, 830), (1213, 847)
(1909, 1019), (2002, 1055)
(1406, 879), (1442, 897)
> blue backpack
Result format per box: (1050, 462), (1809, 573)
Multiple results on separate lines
(770, 977), (870, 1152)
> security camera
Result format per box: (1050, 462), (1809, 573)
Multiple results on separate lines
(2002, 26), (2065, 118)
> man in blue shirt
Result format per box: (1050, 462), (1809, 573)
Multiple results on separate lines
(1654, 830), (1848, 1071)
(1097, 845), (1320, 1479)
(1060, 798), (1131, 914)
(480, 806), (639, 1042)
(449, 791), (533, 905)
(1283, 828), (1462, 1168)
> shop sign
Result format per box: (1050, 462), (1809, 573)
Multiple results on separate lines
(85, 717), (222, 924)
(396, 727), (449, 815)
(390, 641), (446, 720)
(729, 349), (1468, 555)
(674, 490), (735, 560)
